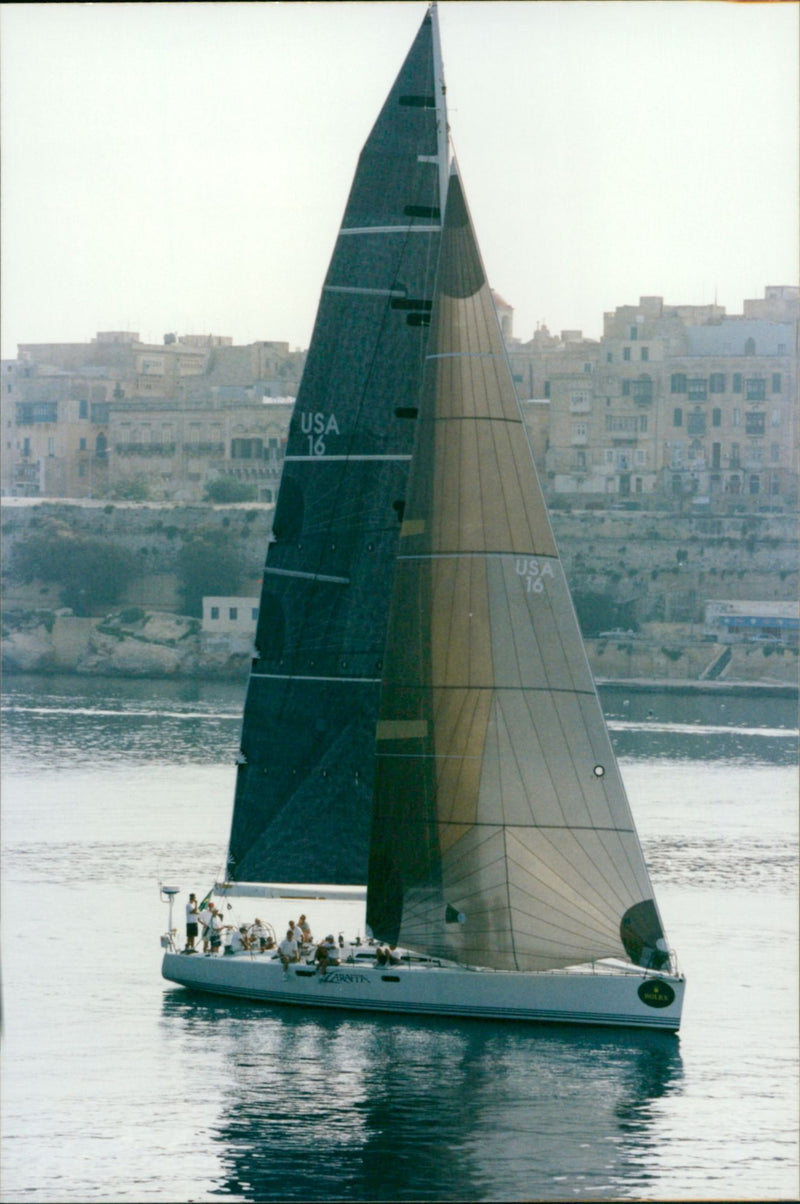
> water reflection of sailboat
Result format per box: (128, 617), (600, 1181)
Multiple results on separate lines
(162, 3), (684, 1031)
(159, 995), (683, 1202)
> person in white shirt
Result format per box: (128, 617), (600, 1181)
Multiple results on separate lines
(198, 902), (215, 953)
(249, 919), (270, 951)
(209, 909), (224, 955)
(279, 930), (299, 974)
(225, 926), (249, 955)
(185, 893), (199, 951)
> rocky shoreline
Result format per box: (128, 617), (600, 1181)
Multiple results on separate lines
(2, 606), (797, 694)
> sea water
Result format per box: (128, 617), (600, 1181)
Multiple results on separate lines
(1, 675), (797, 1202)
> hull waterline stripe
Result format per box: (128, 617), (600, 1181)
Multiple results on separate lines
(263, 567), (350, 585)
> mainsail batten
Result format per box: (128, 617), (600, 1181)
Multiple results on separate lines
(368, 165), (669, 971)
(225, 9), (448, 887)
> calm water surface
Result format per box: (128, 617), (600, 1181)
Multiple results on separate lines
(1, 675), (797, 1202)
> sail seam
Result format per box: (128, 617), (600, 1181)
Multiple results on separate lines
(284, 454), (412, 462)
(324, 286), (409, 297)
(251, 673), (381, 683)
(264, 567), (350, 584)
(426, 352), (506, 359)
(396, 550), (560, 561)
(339, 225), (441, 235)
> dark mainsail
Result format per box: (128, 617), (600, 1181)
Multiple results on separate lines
(225, 8), (448, 885)
(367, 165), (670, 972)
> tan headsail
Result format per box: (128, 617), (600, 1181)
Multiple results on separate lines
(368, 164), (669, 973)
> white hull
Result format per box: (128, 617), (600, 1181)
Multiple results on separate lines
(162, 950), (684, 1032)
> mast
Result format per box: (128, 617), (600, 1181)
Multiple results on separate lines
(224, 7), (448, 889)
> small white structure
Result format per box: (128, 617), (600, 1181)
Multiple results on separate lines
(202, 596), (259, 640)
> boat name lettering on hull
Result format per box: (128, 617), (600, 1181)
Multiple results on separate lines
(301, 411), (341, 456)
(322, 971), (370, 984)
(515, 557), (555, 593)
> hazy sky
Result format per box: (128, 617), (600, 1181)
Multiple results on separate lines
(1, 1), (797, 359)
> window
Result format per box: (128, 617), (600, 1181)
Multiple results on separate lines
(604, 416), (638, 433)
(771, 409), (781, 427)
(632, 378), (653, 403)
(730, 442), (740, 468)
(630, 326), (638, 340)
(231, 438), (264, 459)
(623, 347), (631, 361)
(640, 347), (649, 362)
(673, 408), (683, 427)
(91, 403), (110, 423)
(709, 373), (726, 393)
(732, 373), (742, 393)
(748, 475), (760, 495)
(16, 402), (57, 424)
(48, 437), (56, 457)
(622, 381), (631, 396)
(771, 373), (782, 393)
(712, 443), (721, 469)
(687, 412), (706, 435)
(688, 378), (707, 401)
(746, 378), (766, 401)
(744, 338), (756, 355)
(79, 437), (87, 451)
(606, 351), (613, 363)
(584, 363), (592, 374)
(229, 607), (238, 621)
(770, 443), (780, 463)
(745, 412), (765, 435)
(79, 463), (86, 477)
(251, 608), (259, 621)
(544, 381), (550, 398)
(671, 373), (687, 394)
(733, 409), (740, 427)
(712, 408), (722, 427)
(639, 415), (648, 432)
(79, 399), (89, 418)
(210, 607), (219, 620)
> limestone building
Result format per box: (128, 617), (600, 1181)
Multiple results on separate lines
(2, 332), (304, 501)
(507, 286), (798, 510)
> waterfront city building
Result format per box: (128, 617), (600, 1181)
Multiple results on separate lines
(2, 287), (796, 510)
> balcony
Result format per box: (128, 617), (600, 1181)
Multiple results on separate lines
(115, 442), (176, 457)
(183, 442), (225, 458)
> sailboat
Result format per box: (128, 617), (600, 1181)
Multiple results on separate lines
(162, 4), (685, 1032)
